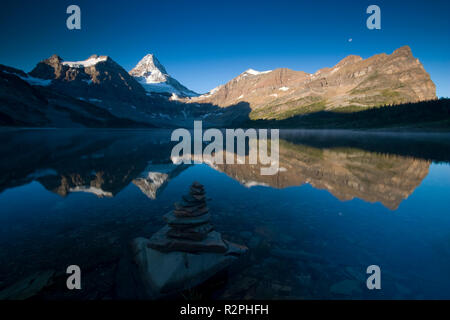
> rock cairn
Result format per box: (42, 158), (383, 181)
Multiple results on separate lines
(147, 182), (228, 253)
(129, 182), (248, 298)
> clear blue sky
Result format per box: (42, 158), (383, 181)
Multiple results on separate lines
(0, 0), (449, 96)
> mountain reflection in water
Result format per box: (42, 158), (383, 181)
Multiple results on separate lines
(0, 128), (450, 299)
(0, 129), (443, 209)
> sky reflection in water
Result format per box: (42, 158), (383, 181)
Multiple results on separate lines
(0, 129), (449, 299)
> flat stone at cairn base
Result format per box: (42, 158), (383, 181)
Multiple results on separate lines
(147, 226), (228, 253)
(132, 237), (241, 297)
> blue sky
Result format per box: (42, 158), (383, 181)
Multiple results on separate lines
(0, 0), (449, 96)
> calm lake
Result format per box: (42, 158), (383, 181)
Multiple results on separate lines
(1, 128), (450, 299)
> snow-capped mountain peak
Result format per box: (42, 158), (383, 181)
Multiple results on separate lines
(129, 54), (198, 97)
(129, 54), (168, 83)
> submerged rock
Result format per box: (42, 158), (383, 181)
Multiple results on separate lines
(132, 237), (243, 296)
(0, 270), (54, 300)
(330, 279), (362, 296)
(167, 223), (214, 241)
(130, 182), (248, 298)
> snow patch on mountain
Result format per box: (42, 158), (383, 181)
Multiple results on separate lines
(3, 70), (52, 86)
(200, 85), (223, 98)
(141, 82), (184, 95)
(244, 68), (272, 76)
(62, 55), (108, 68)
(23, 75), (52, 86)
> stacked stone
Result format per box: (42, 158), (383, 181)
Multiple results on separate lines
(173, 182), (209, 217)
(131, 181), (249, 298)
(167, 182), (212, 241)
(147, 182), (228, 253)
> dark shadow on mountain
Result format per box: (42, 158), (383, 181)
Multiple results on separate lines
(245, 98), (450, 131)
(181, 101), (252, 128)
(0, 64), (156, 128)
(0, 63), (252, 129)
(234, 99), (450, 161)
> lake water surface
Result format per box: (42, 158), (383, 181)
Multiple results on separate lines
(0, 128), (450, 299)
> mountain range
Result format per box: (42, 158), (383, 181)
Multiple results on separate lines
(0, 46), (439, 128)
(187, 46), (436, 120)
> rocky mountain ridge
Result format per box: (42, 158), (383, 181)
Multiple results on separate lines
(1, 54), (214, 127)
(29, 54), (147, 102)
(0, 64), (149, 127)
(187, 46), (436, 120)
